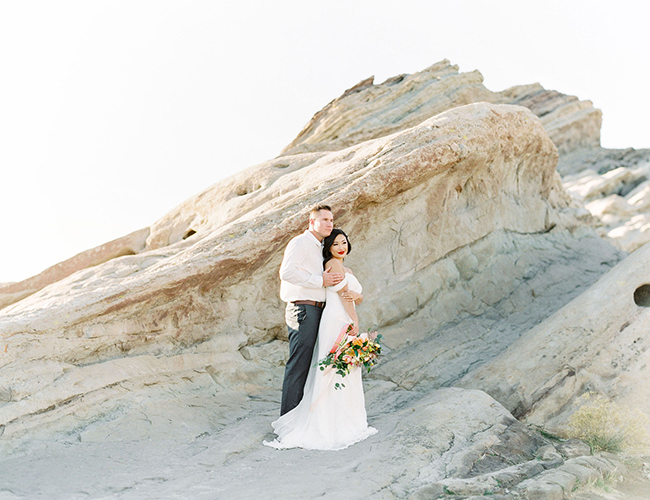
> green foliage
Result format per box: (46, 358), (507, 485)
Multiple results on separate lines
(442, 485), (456, 495)
(318, 327), (382, 389)
(592, 477), (611, 493)
(533, 426), (564, 442)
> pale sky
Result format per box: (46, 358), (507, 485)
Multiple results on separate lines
(1, 1), (648, 283)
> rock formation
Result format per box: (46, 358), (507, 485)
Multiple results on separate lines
(281, 59), (650, 256)
(0, 228), (149, 310)
(0, 61), (648, 499)
(560, 147), (650, 252)
(282, 60), (602, 157)
(1, 102), (591, 439)
(460, 240), (650, 432)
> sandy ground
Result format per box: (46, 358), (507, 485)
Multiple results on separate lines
(571, 457), (650, 500)
(0, 398), (396, 500)
(2, 398), (649, 500)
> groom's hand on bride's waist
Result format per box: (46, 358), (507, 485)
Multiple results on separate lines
(322, 267), (344, 287)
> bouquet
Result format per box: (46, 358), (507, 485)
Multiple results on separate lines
(318, 323), (382, 389)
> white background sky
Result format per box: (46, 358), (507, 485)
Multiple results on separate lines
(1, 1), (648, 283)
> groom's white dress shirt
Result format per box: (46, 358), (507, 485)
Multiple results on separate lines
(280, 230), (326, 303)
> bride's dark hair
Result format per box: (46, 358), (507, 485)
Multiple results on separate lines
(322, 228), (352, 266)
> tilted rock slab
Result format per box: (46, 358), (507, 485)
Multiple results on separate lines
(560, 147), (650, 252)
(0, 228), (149, 311)
(282, 59), (601, 157)
(461, 239), (650, 433)
(0, 60), (603, 311)
(0, 102), (585, 440)
(366, 227), (623, 394)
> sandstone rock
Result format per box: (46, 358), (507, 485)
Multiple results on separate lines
(559, 147), (650, 252)
(367, 229), (623, 393)
(539, 468), (578, 493)
(557, 439), (591, 459)
(605, 213), (650, 252)
(437, 476), (499, 496)
(281, 60), (601, 157)
(564, 167), (646, 204)
(536, 444), (562, 462)
(0, 227), (149, 311)
(514, 453), (633, 500)
(465, 496), (513, 500)
(557, 147), (650, 178)
(594, 452), (628, 476)
(407, 484), (445, 500)
(0, 387), (550, 499)
(431, 458), (547, 493)
(525, 481), (564, 500)
(1, 60), (647, 499)
(460, 239), (650, 436)
(560, 460), (601, 484)
(585, 194), (635, 218)
(1, 102), (592, 441)
(571, 456), (618, 475)
(0, 61), (603, 318)
(495, 84), (601, 155)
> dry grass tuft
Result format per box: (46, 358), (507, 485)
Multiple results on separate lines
(568, 393), (650, 455)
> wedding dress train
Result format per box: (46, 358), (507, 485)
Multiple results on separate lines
(264, 273), (377, 450)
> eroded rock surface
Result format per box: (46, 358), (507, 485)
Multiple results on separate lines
(281, 60), (601, 157)
(1, 102), (593, 443)
(1, 61), (648, 499)
(461, 240), (650, 434)
(0, 60), (612, 311)
(0, 386), (633, 499)
(0, 228), (149, 311)
(560, 147), (650, 252)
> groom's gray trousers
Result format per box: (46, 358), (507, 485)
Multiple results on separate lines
(280, 302), (324, 415)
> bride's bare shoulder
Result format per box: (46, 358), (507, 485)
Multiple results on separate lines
(324, 258), (345, 273)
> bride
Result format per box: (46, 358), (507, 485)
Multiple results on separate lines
(264, 229), (377, 450)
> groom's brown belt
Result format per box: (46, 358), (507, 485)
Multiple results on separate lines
(292, 300), (325, 308)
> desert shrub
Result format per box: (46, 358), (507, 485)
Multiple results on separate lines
(567, 393), (650, 454)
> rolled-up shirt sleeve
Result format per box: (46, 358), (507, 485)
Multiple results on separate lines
(279, 237), (324, 289)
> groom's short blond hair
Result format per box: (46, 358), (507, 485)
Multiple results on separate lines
(309, 204), (332, 219)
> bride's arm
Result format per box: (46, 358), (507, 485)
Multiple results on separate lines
(342, 289), (363, 305)
(342, 268), (363, 305)
(325, 258), (359, 334)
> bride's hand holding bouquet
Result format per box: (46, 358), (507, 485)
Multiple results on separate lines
(318, 323), (382, 388)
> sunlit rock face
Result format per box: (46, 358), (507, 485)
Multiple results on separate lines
(276, 60), (650, 255)
(1, 61), (647, 499)
(1, 101), (605, 441)
(461, 240), (650, 434)
(0, 59), (608, 311)
(0, 228), (149, 311)
(281, 59), (601, 157)
(560, 147), (650, 252)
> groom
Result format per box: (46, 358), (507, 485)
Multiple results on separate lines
(278, 204), (344, 415)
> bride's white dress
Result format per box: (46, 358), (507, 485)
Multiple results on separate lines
(264, 273), (377, 450)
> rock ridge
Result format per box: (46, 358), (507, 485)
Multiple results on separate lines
(1, 61), (648, 499)
(1, 102), (582, 440)
(281, 59), (601, 157)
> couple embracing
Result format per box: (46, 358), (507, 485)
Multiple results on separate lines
(264, 205), (377, 451)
